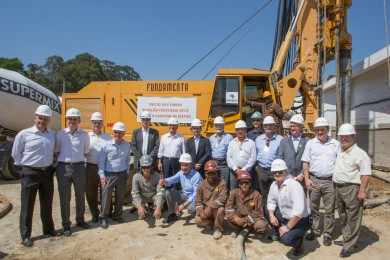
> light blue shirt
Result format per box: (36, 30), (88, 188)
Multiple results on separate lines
(98, 139), (131, 177)
(209, 132), (233, 160)
(56, 128), (90, 163)
(255, 134), (283, 168)
(11, 126), (55, 167)
(86, 132), (111, 164)
(165, 169), (203, 205)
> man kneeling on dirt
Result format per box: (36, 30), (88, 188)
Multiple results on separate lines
(132, 155), (164, 220)
(159, 153), (203, 224)
(267, 159), (310, 256)
(225, 170), (268, 236)
(195, 160), (228, 240)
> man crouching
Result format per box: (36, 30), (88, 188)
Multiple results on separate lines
(225, 170), (268, 236)
(195, 160), (227, 240)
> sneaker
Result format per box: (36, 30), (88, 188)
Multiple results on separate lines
(163, 213), (178, 224)
(213, 229), (223, 240)
(323, 235), (332, 246)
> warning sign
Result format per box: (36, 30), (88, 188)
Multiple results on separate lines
(137, 97), (197, 123)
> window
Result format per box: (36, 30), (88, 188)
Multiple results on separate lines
(210, 77), (240, 117)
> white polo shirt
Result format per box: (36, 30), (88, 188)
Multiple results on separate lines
(333, 144), (372, 184)
(301, 137), (340, 178)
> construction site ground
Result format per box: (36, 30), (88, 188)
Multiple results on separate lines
(1, 171), (390, 260)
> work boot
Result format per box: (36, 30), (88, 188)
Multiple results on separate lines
(100, 218), (109, 229)
(77, 222), (91, 229)
(163, 213), (178, 224)
(21, 238), (33, 247)
(305, 229), (317, 241)
(293, 237), (304, 256)
(323, 235), (332, 246)
(213, 229), (223, 240)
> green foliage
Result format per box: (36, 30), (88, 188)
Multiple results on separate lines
(0, 53), (141, 95)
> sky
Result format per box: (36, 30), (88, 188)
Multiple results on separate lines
(1, 0), (389, 80)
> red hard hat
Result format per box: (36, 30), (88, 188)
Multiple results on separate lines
(204, 160), (218, 173)
(237, 170), (252, 181)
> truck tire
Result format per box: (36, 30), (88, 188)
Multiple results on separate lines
(0, 155), (20, 180)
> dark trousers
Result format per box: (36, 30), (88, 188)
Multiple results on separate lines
(86, 163), (101, 219)
(56, 162), (86, 228)
(19, 166), (55, 240)
(100, 172), (127, 219)
(161, 157), (180, 178)
(255, 165), (274, 202)
(271, 208), (310, 248)
(214, 160), (231, 190)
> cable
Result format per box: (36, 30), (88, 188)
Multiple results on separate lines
(177, 0), (274, 80)
(384, 0), (390, 88)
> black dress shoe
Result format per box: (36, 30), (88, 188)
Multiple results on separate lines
(63, 228), (72, 237)
(77, 222), (91, 229)
(101, 218), (109, 229)
(163, 213), (178, 224)
(323, 235), (332, 246)
(43, 230), (58, 237)
(21, 238), (33, 247)
(91, 216), (99, 223)
(339, 249), (351, 258)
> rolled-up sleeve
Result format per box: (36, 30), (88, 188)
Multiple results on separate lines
(301, 141), (311, 162)
(165, 172), (180, 187)
(359, 152), (372, 176)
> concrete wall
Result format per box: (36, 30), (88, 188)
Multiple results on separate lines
(323, 61), (390, 168)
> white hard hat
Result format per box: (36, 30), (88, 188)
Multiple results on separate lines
(90, 112), (103, 121)
(66, 108), (81, 118)
(112, 121), (126, 132)
(167, 117), (179, 125)
(214, 116), (225, 125)
(140, 111), (151, 119)
(289, 114), (304, 125)
(179, 153), (192, 163)
(191, 118), (202, 127)
(263, 116), (276, 125)
(314, 117), (329, 128)
(338, 123), (356, 136)
(35, 105), (52, 117)
(271, 159), (288, 172)
(235, 120), (247, 129)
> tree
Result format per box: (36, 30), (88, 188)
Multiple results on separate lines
(0, 57), (24, 73)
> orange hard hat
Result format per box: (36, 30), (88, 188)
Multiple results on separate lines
(262, 90), (272, 98)
(237, 170), (252, 181)
(204, 160), (218, 173)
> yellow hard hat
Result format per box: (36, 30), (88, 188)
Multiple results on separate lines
(262, 90), (272, 98)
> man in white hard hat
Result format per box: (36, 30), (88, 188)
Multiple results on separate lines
(132, 155), (164, 221)
(157, 117), (185, 178)
(98, 121), (131, 229)
(267, 159), (310, 256)
(185, 118), (211, 178)
(209, 116), (233, 189)
(276, 114), (308, 181)
(247, 111), (264, 141)
(55, 107), (90, 236)
(159, 153), (203, 224)
(255, 116), (283, 202)
(85, 112), (111, 223)
(226, 120), (257, 190)
(131, 111), (159, 172)
(12, 105), (56, 247)
(334, 123), (371, 258)
(301, 117), (340, 245)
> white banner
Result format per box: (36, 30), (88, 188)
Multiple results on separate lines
(137, 96), (197, 123)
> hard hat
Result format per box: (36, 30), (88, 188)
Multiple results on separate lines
(140, 111), (151, 119)
(271, 159), (288, 172)
(140, 155), (153, 167)
(204, 160), (218, 173)
(237, 170), (252, 181)
(112, 121), (126, 132)
(214, 116), (225, 125)
(314, 117), (329, 128)
(338, 123), (356, 136)
(235, 120), (247, 129)
(191, 118), (202, 127)
(35, 105), (52, 117)
(251, 111), (263, 120)
(66, 108), (81, 118)
(179, 153), (192, 164)
(263, 90), (272, 98)
(289, 114), (304, 125)
(90, 112), (103, 121)
(263, 116), (276, 125)
(167, 117), (179, 125)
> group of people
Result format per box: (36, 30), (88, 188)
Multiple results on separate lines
(12, 104), (371, 258)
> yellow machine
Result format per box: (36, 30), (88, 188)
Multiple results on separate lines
(61, 0), (352, 139)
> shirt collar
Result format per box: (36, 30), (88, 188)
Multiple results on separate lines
(65, 127), (80, 134)
(343, 143), (356, 153)
(291, 134), (302, 141)
(32, 125), (49, 133)
(142, 127), (149, 133)
(314, 136), (334, 144)
(261, 134), (276, 140)
(111, 139), (125, 145)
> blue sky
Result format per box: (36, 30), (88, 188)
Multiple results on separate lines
(1, 0), (388, 80)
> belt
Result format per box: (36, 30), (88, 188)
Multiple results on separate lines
(87, 162), (98, 166)
(310, 174), (332, 180)
(106, 171), (127, 175)
(58, 161), (84, 166)
(24, 165), (51, 172)
(213, 158), (226, 163)
(334, 182), (359, 187)
(162, 156), (179, 160)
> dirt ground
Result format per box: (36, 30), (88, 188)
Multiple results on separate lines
(1, 177), (390, 260)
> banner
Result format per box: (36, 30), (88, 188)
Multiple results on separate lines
(137, 96), (197, 123)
